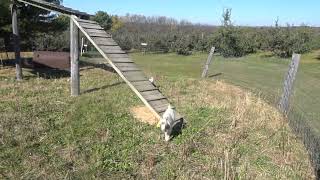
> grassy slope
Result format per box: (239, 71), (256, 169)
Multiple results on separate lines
(131, 51), (320, 133)
(0, 58), (314, 179)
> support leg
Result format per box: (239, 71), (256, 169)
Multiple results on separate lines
(11, 2), (23, 80)
(70, 18), (80, 96)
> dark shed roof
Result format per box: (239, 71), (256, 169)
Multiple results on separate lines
(16, 0), (91, 19)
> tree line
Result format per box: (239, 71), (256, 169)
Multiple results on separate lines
(1, 0), (320, 58)
(0, 0), (70, 52)
(110, 10), (320, 58)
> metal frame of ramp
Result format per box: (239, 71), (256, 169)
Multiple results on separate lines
(71, 16), (183, 122)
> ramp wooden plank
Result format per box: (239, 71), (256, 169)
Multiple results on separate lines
(141, 90), (167, 102)
(123, 71), (146, 77)
(77, 19), (98, 24)
(85, 29), (110, 35)
(88, 32), (112, 38)
(114, 62), (137, 67)
(153, 103), (171, 109)
(143, 93), (167, 101)
(79, 23), (104, 30)
(118, 66), (140, 71)
(108, 54), (130, 58)
(100, 46), (123, 51)
(135, 84), (158, 92)
(112, 58), (135, 64)
(111, 58), (133, 63)
(133, 82), (158, 92)
(92, 37), (117, 46)
(100, 47), (125, 54)
(149, 99), (170, 107)
(123, 71), (147, 82)
(141, 90), (163, 96)
(123, 75), (147, 81)
(132, 81), (153, 87)
(102, 50), (126, 55)
(126, 76), (148, 82)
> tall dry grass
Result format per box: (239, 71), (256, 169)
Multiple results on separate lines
(161, 79), (315, 179)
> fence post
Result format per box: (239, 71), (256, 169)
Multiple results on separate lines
(11, 1), (23, 81)
(278, 53), (301, 115)
(80, 37), (84, 56)
(201, 47), (215, 78)
(70, 17), (80, 96)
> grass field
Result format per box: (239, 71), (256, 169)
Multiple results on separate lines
(130, 51), (320, 134)
(0, 51), (316, 179)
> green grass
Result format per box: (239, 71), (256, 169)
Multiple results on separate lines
(0, 52), (316, 179)
(130, 51), (320, 134)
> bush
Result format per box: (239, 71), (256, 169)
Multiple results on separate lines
(91, 11), (113, 30)
(153, 39), (169, 53)
(31, 31), (69, 51)
(269, 25), (313, 58)
(113, 30), (133, 51)
(174, 36), (193, 55)
(212, 9), (258, 58)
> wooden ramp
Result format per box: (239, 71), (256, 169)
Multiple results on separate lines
(71, 16), (184, 122)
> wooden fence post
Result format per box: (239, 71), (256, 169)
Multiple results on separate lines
(80, 37), (84, 56)
(70, 17), (80, 96)
(11, 1), (23, 81)
(278, 53), (301, 115)
(201, 47), (215, 78)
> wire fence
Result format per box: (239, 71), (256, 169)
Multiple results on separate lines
(288, 65), (320, 177)
(209, 53), (320, 177)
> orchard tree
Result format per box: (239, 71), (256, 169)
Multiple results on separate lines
(0, 0), (64, 51)
(111, 15), (124, 32)
(214, 9), (258, 57)
(91, 11), (113, 30)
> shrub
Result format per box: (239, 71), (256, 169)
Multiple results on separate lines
(269, 25), (313, 58)
(31, 31), (69, 51)
(113, 31), (133, 51)
(174, 36), (193, 55)
(91, 11), (113, 30)
(213, 9), (258, 57)
(153, 39), (169, 53)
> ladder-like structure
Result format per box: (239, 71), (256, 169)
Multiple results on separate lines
(14, 0), (184, 123)
(72, 16), (183, 121)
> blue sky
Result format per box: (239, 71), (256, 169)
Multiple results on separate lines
(63, 0), (320, 27)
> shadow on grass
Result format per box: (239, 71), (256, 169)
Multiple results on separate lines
(1, 59), (118, 79)
(208, 73), (222, 78)
(83, 82), (125, 94)
(29, 67), (70, 79)
(1, 58), (70, 79)
(80, 61), (115, 73)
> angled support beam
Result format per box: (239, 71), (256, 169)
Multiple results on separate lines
(11, 1), (23, 81)
(70, 17), (80, 96)
(16, 0), (90, 18)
